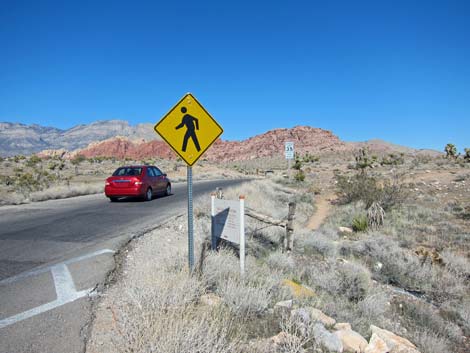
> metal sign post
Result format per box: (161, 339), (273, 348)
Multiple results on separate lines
(154, 93), (223, 272)
(239, 196), (245, 275)
(285, 142), (294, 180)
(187, 166), (194, 271)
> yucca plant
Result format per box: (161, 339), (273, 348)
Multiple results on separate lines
(352, 215), (368, 232)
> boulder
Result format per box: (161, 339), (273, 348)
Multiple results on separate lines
(274, 299), (293, 315)
(282, 279), (316, 298)
(365, 333), (389, 353)
(370, 325), (420, 353)
(334, 323), (352, 331)
(200, 293), (222, 306)
(334, 329), (368, 353)
(308, 307), (336, 327)
(338, 226), (354, 234)
(313, 323), (344, 352)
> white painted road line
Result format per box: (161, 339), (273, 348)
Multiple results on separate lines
(0, 286), (92, 329)
(0, 249), (115, 329)
(0, 248), (115, 286)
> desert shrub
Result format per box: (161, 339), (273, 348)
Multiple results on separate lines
(444, 143), (457, 159)
(71, 154), (86, 165)
(202, 250), (284, 317)
(352, 215), (368, 232)
(302, 153), (319, 163)
(264, 251), (296, 273)
(399, 300), (462, 342)
(380, 153), (405, 166)
(29, 183), (103, 201)
(337, 262), (371, 302)
(294, 169), (305, 182)
(334, 171), (407, 210)
(412, 330), (449, 353)
(13, 155), (26, 163)
(26, 155), (41, 167)
(441, 250), (470, 280)
(107, 255), (244, 353)
(299, 229), (338, 258)
(293, 158), (302, 170)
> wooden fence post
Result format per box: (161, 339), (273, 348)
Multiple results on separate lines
(285, 202), (296, 252)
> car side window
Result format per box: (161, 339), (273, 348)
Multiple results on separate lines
(147, 167), (155, 177)
(153, 167), (162, 176)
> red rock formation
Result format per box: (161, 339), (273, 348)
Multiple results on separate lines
(65, 126), (346, 161)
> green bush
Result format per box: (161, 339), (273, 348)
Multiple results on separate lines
(352, 215), (368, 232)
(381, 153), (404, 166)
(26, 155), (42, 167)
(335, 171), (406, 210)
(293, 158), (302, 170)
(294, 169), (305, 182)
(71, 154), (86, 165)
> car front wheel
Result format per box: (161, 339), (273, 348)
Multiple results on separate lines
(165, 184), (171, 196)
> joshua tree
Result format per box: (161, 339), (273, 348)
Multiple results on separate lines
(464, 148), (470, 163)
(445, 143), (457, 159)
(354, 147), (377, 172)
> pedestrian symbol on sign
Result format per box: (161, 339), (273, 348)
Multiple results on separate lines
(153, 92), (223, 167)
(175, 107), (201, 152)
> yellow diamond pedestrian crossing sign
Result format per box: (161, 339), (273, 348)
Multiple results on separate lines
(154, 93), (223, 166)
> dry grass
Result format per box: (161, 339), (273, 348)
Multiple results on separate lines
(86, 160), (469, 353)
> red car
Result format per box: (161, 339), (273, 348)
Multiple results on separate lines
(105, 165), (171, 202)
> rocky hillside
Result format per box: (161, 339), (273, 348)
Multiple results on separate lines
(0, 120), (158, 156)
(45, 126), (347, 162)
(2, 120), (439, 161)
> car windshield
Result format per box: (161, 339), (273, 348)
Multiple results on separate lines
(112, 167), (142, 176)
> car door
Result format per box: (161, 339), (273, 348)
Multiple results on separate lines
(152, 167), (166, 193)
(146, 166), (157, 193)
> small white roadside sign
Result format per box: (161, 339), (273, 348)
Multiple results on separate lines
(285, 142), (294, 160)
(211, 195), (245, 274)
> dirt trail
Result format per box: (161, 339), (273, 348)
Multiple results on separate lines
(307, 193), (334, 230)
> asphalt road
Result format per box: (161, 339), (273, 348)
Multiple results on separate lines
(0, 178), (247, 281)
(0, 178), (247, 353)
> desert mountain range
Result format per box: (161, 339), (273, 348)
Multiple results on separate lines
(0, 120), (439, 161)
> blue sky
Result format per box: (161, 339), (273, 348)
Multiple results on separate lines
(1, 0), (469, 151)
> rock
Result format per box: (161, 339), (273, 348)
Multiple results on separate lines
(313, 323), (343, 352)
(308, 307), (336, 327)
(334, 329), (368, 353)
(200, 293), (222, 306)
(334, 323), (352, 331)
(274, 299), (293, 311)
(373, 262), (383, 272)
(338, 226), (353, 234)
(364, 333), (389, 353)
(282, 279), (316, 298)
(370, 325), (420, 353)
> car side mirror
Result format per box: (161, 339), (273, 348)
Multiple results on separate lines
(162, 173), (167, 177)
